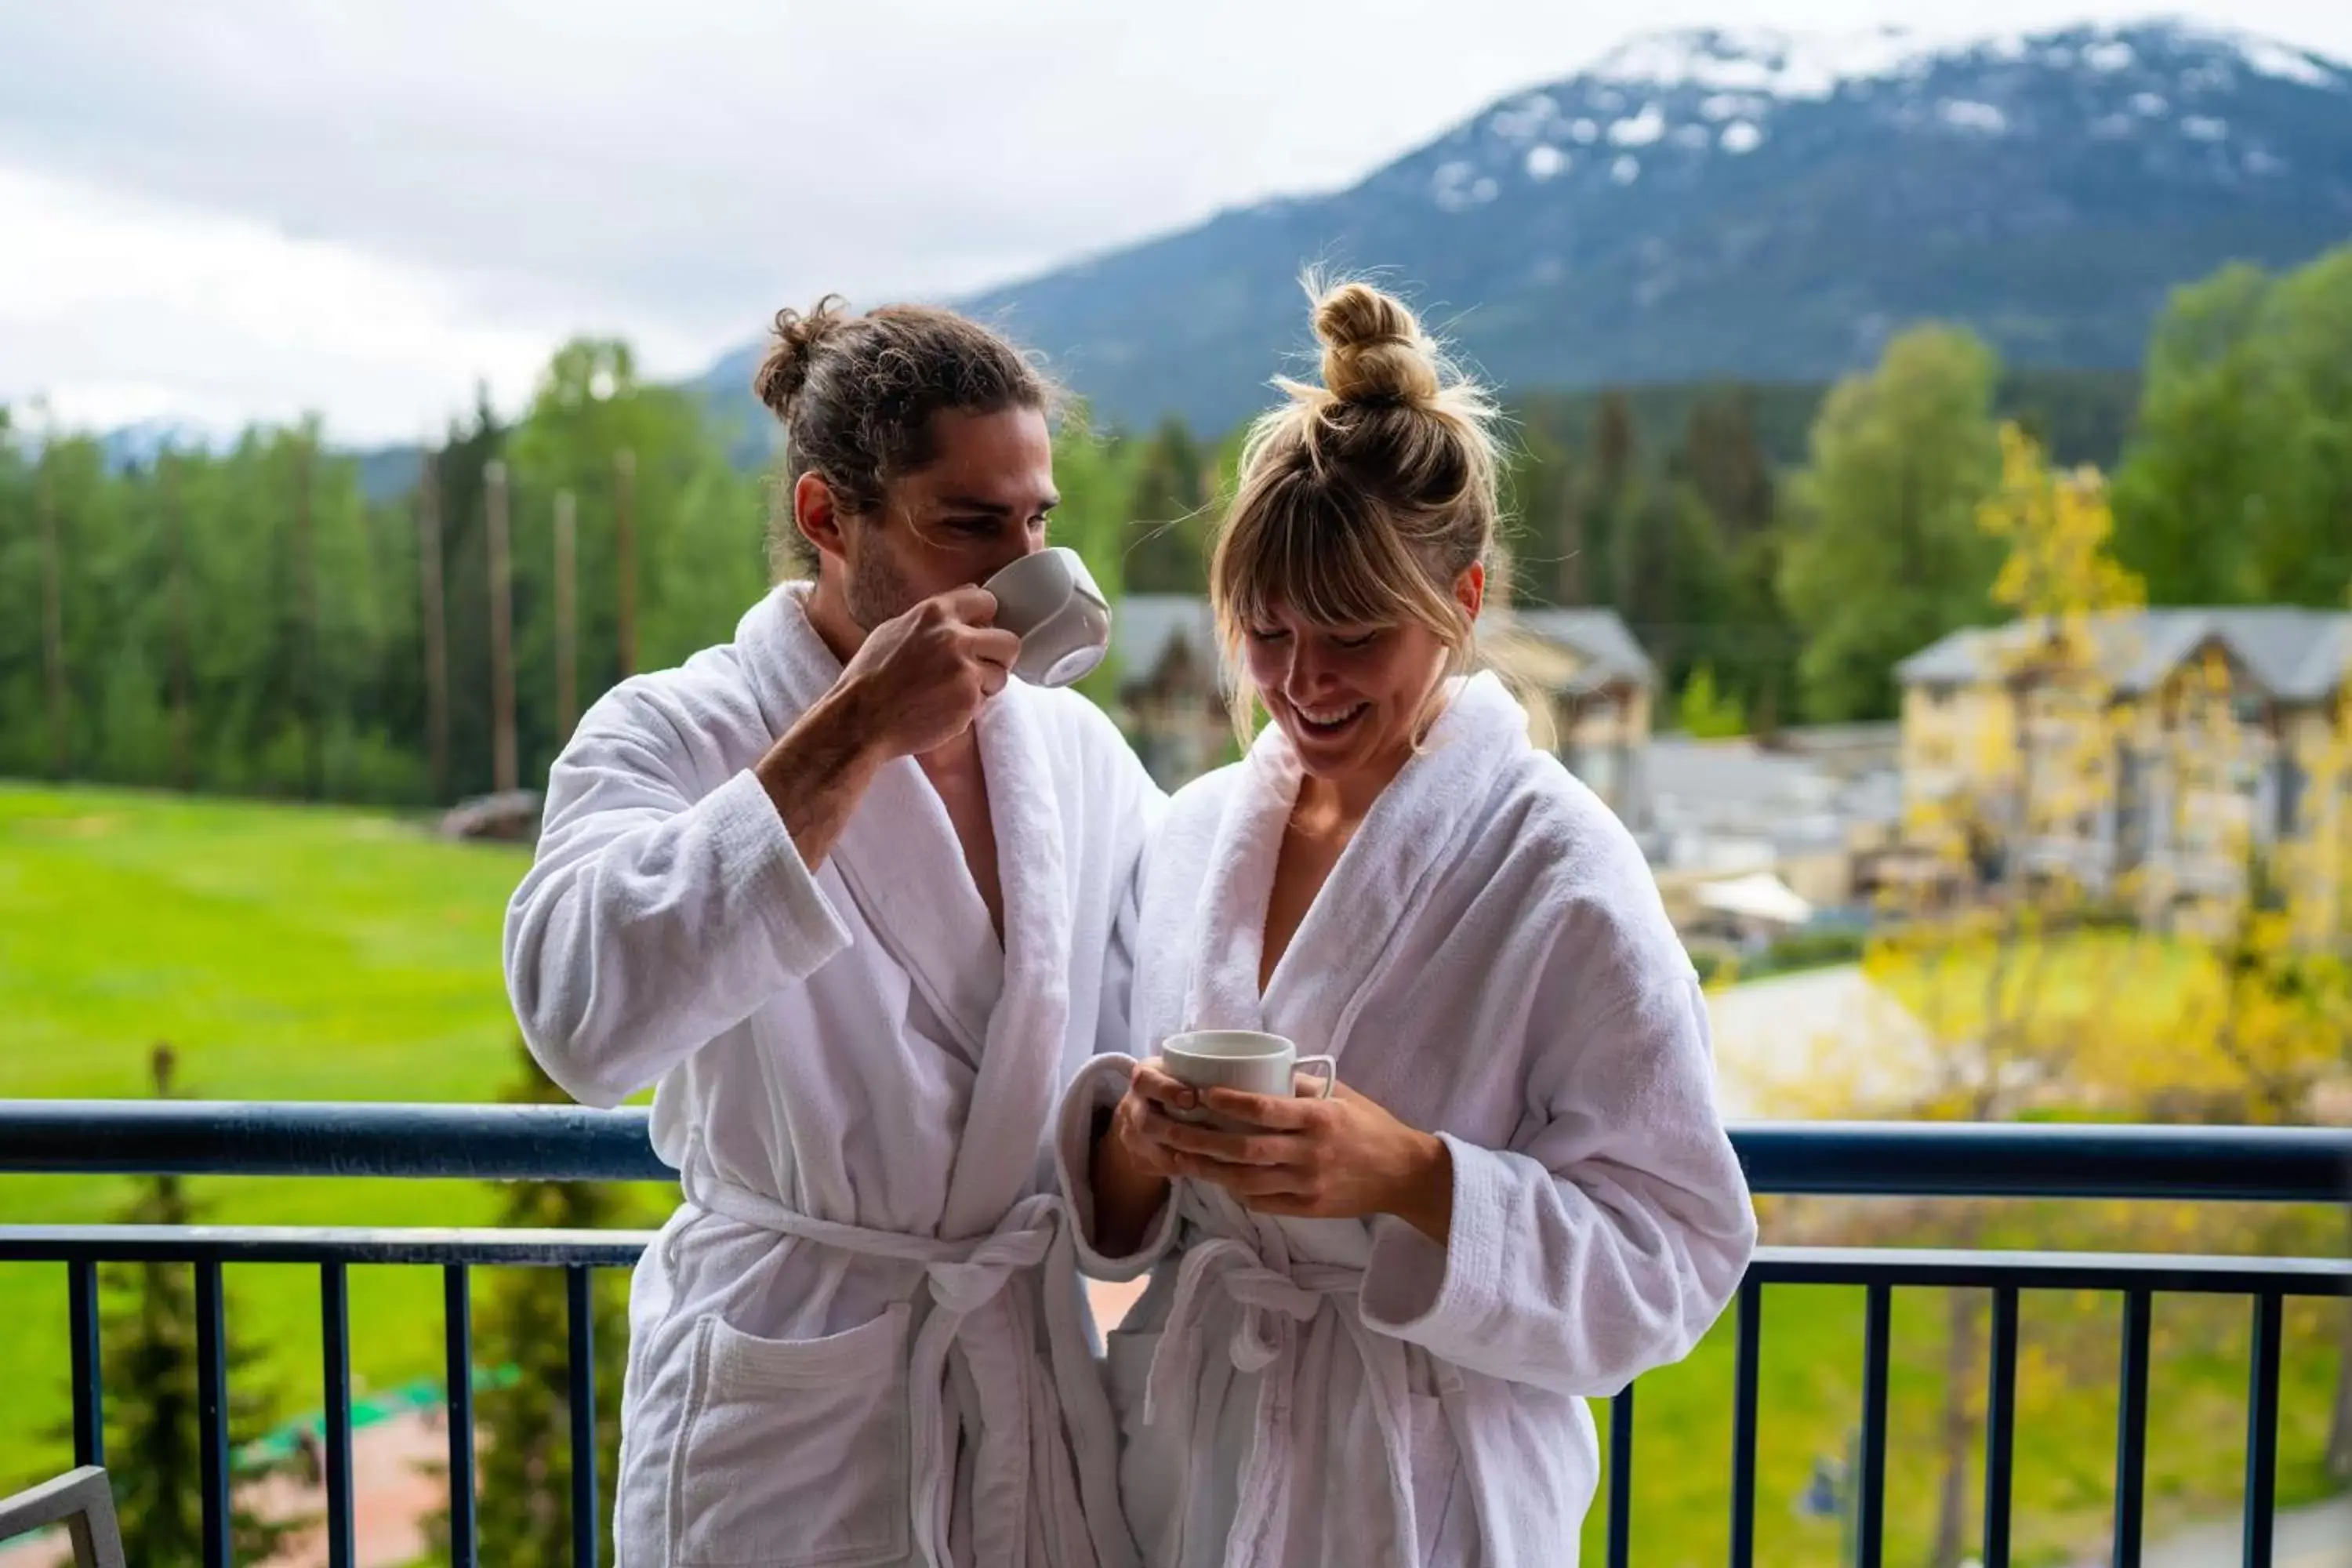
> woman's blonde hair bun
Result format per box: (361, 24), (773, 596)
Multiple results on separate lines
(1312, 280), (1443, 408)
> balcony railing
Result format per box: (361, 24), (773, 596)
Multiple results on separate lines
(2, 1104), (2346, 1568)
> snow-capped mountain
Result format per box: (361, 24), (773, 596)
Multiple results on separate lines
(917, 18), (2350, 433)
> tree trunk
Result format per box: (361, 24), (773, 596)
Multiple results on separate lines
(164, 456), (194, 789)
(38, 458), (69, 779)
(1556, 481), (1586, 606)
(292, 437), (323, 798)
(417, 458), (452, 802)
(1932, 1283), (1983, 1568)
(615, 448), (639, 678)
(1611, 492), (1640, 622)
(1752, 673), (1782, 746)
(486, 460), (518, 794)
(554, 490), (579, 739)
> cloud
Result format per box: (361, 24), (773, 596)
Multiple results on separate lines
(2, 0), (2347, 441)
(0, 164), (654, 443)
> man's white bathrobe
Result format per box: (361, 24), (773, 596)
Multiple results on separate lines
(506, 582), (1157, 1568)
(1054, 673), (1756, 1567)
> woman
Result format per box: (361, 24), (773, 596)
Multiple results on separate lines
(1052, 280), (1755, 1566)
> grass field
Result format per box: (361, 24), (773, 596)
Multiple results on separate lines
(2, 782), (2341, 1565)
(1875, 927), (2209, 1045)
(0, 782), (664, 1503)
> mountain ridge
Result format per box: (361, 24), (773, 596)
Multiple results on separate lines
(90, 17), (2352, 482)
(851, 16), (2350, 435)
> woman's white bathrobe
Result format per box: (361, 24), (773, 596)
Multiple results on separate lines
(1054, 673), (1755, 1567)
(506, 583), (1157, 1568)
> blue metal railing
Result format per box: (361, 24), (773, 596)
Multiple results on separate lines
(6, 1100), (2349, 1199)
(2, 1105), (2347, 1568)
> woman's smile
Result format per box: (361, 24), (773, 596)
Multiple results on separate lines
(1288, 699), (1370, 736)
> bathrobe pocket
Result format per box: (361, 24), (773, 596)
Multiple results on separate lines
(670, 1304), (912, 1567)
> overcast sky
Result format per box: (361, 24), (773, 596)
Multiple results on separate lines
(3, 0), (2347, 445)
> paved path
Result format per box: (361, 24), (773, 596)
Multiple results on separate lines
(0, 1406), (443, 1567)
(1706, 963), (1940, 1120)
(2140, 1494), (2352, 1568)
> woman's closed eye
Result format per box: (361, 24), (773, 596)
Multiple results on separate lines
(1247, 625), (1384, 649)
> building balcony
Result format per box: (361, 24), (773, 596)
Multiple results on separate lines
(0, 1105), (2344, 1568)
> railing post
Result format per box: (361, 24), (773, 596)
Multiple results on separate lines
(2244, 1292), (2281, 1568)
(569, 1265), (599, 1568)
(196, 1259), (230, 1568)
(1857, 1284), (1891, 1568)
(445, 1264), (478, 1567)
(1982, 1286), (2019, 1568)
(68, 1259), (102, 1468)
(1729, 1279), (1762, 1568)
(2113, 1289), (2152, 1568)
(321, 1261), (356, 1568)
(1606, 1379), (1634, 1568)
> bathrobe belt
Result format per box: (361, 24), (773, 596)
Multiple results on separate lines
(684, 1168), (1121, 1568)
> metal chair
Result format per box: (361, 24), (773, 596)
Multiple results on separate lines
(0, 1467), (125, 1568)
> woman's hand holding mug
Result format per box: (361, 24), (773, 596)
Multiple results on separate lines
(1126, 1030), (1455, 1244)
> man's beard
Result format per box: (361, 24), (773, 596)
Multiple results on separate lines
(842, 535), (921, 633)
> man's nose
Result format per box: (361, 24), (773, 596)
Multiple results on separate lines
(982, 535), (1043, 579)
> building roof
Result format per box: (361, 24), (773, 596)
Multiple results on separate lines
(1648, 737), (1835, 811)
(1113, 594), (1221, 687)
(1480, 629), (1588, 695)
(1896, 608), (2352, 704)
(1507, 608), (1657, 689)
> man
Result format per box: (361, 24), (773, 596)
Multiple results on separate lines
(505, 297), (1156, 1567)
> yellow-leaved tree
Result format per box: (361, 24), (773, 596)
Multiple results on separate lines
(1864, 426), (2349, 1560)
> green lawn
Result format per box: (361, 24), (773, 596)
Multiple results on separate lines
(1873, 927), (2209, 1044)
(0, 782), (660, 1497)
(1, 782), (2339, 1563)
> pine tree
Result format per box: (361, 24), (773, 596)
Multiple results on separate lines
(1671, 394), (1792, 723)
(1123, 417), (1214, 593)
(68, 1045), (305, 1566)
(1583, 391), (1638, 616)
(1679, 388), (1777, 542)
(421, 392), (503, 801)
(421, 1035), (631, 1566)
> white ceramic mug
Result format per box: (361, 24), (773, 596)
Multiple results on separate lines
(1159, 1029), (1337, 1132)
(981, 546), (1112, 688)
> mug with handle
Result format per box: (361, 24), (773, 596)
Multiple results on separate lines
(980, 546), (1112, 688)
(1159, 1029), (1337, 1133)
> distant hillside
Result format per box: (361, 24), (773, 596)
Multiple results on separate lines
(693, 17), (2352, 439)
(941, 18), (2351, 433)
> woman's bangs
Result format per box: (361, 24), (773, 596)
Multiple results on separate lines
(1221, 489), (1422, 636)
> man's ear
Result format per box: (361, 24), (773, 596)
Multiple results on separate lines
(794, 471), (848, 568)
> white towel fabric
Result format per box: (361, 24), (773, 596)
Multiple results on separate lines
(1054, 672), (1755, 1567)
(506, 581), (1158, 1568)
